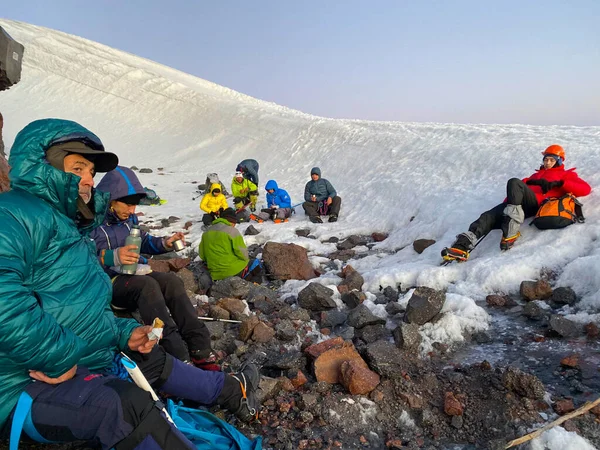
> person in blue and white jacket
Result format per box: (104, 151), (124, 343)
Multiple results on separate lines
(256, 179), (292, 223)
(91, 166), (216, 368)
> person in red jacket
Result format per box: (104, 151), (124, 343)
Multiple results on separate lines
(442, 145), (592, 261)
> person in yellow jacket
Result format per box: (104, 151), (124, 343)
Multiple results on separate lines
(231, 171), (259, 213)
(200, 183), (228, 226)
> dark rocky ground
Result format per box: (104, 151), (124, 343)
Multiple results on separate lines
(4, 228), (600, 450)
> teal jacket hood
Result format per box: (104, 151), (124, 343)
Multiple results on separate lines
(9, 118), (109, 225)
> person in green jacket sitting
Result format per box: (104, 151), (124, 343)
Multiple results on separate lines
(199, 208), (264, 283)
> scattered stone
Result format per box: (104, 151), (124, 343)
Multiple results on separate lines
(371, 232), (388, 242)
(393, 322), (421, 352)
(347, 304), (386, 329)
(208, 305), (230, 320)
(549, 315), (581, 338)
(256, 376), (280, 403)
(553, 398), (575, 415)
(262, 242), (316, 281)
(320, 310), (348, 328)
(502, 367), (545, 400)
(404, 287), (446, 325)
(550, 287), (577, 306)
(383, 286), (399, 302)
(385, 302), (405, 316)
(130, 165), (139, 171)
(167, 215), (179, 223)
(160, 218), (170, 228)
(341, 290), (366, 309)
(297, 283), (336, 311)
(339, 360), (381, 395)
(523, 300), (551, 321)
(314, 341), (368, 383)
(275, 320), (298, 342)
(139, 168), (153, 173)
(238, 315), (260, 342)
(328, 249), (355, 262)
(184, 220), (193, 230)
(244, 225), (260, 236)
(354, 324), (390, 344)
(279, 305), (311, 322)
(398, 392), (424, 409)
(413, 238), (436, 254)
(252, 322), (275, 343)
(148, 259), (170, 273)
(175, 268), (198, 293)
(520, 280), (553, 301)
(486, 294), (517, 307)
(560, 354), (579, 368)
(451, 415), (464, 429)
(585, 322), (599, 338)
(295, 228), (311, 237)
(167, 258), (190, 272)
(290, 370), (308, 389)
(253, 297), (277, 315)
(338, 265), (364, 292)
(216, 297), (247, 315)
(305, 337), (345, 359)
(444, 392), (464, 416)
(365, 340), (406, 379)
(337, 235), (368, 250)
(210, 277), (251, 300)
(264, 351), (306, 371)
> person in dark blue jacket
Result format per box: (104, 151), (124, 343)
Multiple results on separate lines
(302, 167), (342, 223)
(235, 159), (259, 186)
(91, 166), (216, 369)
(255, 179), (292, 223)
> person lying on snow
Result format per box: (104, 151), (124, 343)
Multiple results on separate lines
(0, 119), (259, 450)
(251, 179), (292, 223)
(442, 144), (592, 261)
(199, 208), (264, 284)
(91, 165), (217, 369)
(231, 170), (258, 216)
(199, 183), (228, 226)
(303, 166), (342, 223)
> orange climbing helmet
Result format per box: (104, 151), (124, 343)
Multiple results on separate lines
(541, 144), (565, 161)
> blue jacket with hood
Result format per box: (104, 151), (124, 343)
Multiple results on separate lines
(91, 166), (167, 277)
(303, 167), (337, 202)
(0, 119), (139, 428)
(265, 180), (292, 209)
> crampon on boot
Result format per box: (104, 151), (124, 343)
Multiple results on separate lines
(249, 214), (263, 223)
(500, 232), (520, 251)
(441, 247), (470, 262)
(229, 363), (260, 422)
(273, 218), (289, 224)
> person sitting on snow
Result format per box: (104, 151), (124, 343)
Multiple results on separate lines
(231, 170), (258, 215)
(0, 119), (259, 450)
(199, 208), (264, 283)
(253, 179), (292, 223)
(303, 166), (342, 223)
(442, 144), (592, 261)
(92, 166), (217, 369)
(200, 183), (229, 226)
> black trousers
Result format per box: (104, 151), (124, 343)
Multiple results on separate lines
(112, 272), (211, 361)
(468, 178), (539, 239)
(303, 196), (342, 217)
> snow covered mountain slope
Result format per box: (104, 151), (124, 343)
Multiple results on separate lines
(1, 18), (599, 312)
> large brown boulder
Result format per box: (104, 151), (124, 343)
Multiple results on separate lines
(262, 242), (316, 280)
(313, 341), (368, 383)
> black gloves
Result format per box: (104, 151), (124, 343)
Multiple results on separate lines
(526, 179), (563, 194)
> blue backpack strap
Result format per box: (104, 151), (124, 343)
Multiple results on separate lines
(10, 391), (54, 450)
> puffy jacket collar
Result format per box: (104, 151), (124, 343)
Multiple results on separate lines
(8, 119), (109, 226)
(535, 165), (566, 174)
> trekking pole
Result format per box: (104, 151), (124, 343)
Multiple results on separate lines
(198, 316), (242, 324)
(120, 353), (175, 424)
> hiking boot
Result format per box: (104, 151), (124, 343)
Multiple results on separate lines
(190, 350), (221, 371)
(229, 363), (260, 422)
(500, 232), (520, 251)
(328, 214), (338, 223)
(441, 247), (470, 262)
(452, 231), (478, 252)
(249, 205), (256, 213)
(310, 216), (323, 224)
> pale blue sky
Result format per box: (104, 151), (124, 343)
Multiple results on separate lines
(2, 0), (599, 125)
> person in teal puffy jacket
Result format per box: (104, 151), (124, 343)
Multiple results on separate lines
(0, 119), (260, 449)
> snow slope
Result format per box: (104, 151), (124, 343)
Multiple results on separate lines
(1, 17), (599, 450)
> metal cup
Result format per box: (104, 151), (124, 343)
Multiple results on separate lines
(172, 239), (185, 252)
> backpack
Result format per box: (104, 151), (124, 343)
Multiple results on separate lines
(204, 173), (229, 196)
(531, 193), (584, 230)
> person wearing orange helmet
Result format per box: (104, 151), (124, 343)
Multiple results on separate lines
(442, 144), (591, 261)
